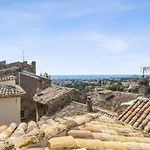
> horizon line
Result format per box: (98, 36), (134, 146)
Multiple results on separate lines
(50, 74), (145, 76)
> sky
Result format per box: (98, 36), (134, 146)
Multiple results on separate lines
(1, 0), (150, 75)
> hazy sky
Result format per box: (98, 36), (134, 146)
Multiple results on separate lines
(1, 0), (150, 75)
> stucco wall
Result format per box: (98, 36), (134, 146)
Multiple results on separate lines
(0, 97), (21, 126)
(19, 74), (39, 121)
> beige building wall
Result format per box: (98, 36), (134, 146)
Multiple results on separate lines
(0, 97), (21, 126)
(0, 79), (15, 86)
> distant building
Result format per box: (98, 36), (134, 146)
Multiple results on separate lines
(0, 61), (52, 121)
(0, 75), (25, 125)
(98, 90), (114, 100)
(0, 60), (36, 74)
(33, 86), (86, 121)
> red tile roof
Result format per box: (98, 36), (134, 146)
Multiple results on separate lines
(0, 84), (25, 98)
(0, 75), (16, 82)
(118, 97), (150, 133)
(0, 112), (150, 149)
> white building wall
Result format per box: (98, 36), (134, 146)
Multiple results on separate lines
(0, 97), (21, 126)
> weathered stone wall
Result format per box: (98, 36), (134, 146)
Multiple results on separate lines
(1, 61), (36, 73)
(37, 103), (48, 118)
(6, 62), (23, 68)
(0, 61), (6, 69)
(44, 89), (86, 116)
(39, 76), (52, 90)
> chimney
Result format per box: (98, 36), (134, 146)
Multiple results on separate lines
(22, 61), (28, 70)
(0, 61), (6, 70)
(86, 95), (93, 113)
(31, 61), (36, 73)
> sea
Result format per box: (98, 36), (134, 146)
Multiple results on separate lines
(51, 75), (142, 80)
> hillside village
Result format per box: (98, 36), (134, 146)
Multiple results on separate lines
(0, 60), (150, 149)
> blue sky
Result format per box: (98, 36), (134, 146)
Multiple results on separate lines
(1, 0), (150, 75)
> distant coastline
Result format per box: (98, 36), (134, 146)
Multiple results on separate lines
(51, 75), (145, 80)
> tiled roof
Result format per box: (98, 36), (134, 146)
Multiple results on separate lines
(90, 90), (139, 114)
(0, 112), (150, 149)
(44, 101), (117, 119)
(21, 70), (51, 81)
(33, 86), (76, 104)
(118, 97), (150, 133)
(0, 84), (25, 98)
(0, 75), (16, 82)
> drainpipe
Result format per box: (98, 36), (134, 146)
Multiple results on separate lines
(19, 72), (21, 85)
(36, 102), (39, 122)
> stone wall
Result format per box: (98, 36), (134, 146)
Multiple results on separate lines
(0, 61), (6, 69)
(0, 61), (36, 73)
(39, 76), (52, 90)
(43, 89), (86, 116)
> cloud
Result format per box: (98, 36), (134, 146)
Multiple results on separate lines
(1, 32), (150, 74)
(2, 0), (147, 20)
(57, 0), (148, 18)
(1, 0), (150, 74)
(81, 33), (127, 52)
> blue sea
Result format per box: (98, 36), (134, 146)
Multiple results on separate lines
(51, 75), (141, 80)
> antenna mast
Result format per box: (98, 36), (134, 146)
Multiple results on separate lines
(21, 49), (27, 70)
(23, 50), (25, 62)
(21, 49), (28, 62)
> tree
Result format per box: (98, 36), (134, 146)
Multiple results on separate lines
(140, 66), (150, 78)
(139, 66), (150, 96)
(44, 72), (49, 78)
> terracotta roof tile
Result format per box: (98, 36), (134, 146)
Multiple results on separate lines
(0, 112), (150, 149)
(0, 110), (150, 150)
(0, 75), (16, 82)
(118, 97), (150, 133)
(0, 84), (25, 98)
(33, 86), (79, 105)
(46, 101), (117, 119)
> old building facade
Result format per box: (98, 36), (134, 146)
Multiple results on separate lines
(0, 75), (25, 125)
(33, 86), (86, 121)
(0, 60), (36, 73)
(0, 61), (52, 122)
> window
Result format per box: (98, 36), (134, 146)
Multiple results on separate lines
(21, 111), (25, 119)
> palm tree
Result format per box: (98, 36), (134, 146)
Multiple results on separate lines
(140, 66), (150, 78)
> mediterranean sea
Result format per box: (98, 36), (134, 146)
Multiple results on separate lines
(51, 75), (141, 80)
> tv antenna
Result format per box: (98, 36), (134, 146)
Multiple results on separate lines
(21, 49), (28, 70)
(21, 49), (28, 62)
(140, 65), (150, 78)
